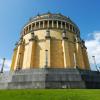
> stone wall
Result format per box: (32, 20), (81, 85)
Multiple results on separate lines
(0, 68), (100, 89)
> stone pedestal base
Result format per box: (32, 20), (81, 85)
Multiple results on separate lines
(0, 68), (100, 89)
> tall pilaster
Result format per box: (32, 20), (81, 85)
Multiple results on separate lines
(62, 30), (71, 68)
(10, 44), (18, 71)
(45, 29), (51, 68)
(25, 32), (36, 68)
(14, 38), (25, 70)
(75, 36), (85, 69)
(48, 20), (49, 28)
(82, 40), (90, 70)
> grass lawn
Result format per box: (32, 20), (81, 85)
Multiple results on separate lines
(0, 89), (100, 100)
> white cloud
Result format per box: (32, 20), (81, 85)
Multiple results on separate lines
(85, 31), (100, 70)
(0, 58), (11, 71)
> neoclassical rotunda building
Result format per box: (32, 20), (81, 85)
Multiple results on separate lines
(1, 13), (100, 89)
(11, 13), (90, 71)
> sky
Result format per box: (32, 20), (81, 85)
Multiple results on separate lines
(0, 0), (100, 71)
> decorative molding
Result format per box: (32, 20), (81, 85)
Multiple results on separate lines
(45, 29), (51, 39)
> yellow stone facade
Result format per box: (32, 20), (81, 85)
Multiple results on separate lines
(11, 13), (90, 71)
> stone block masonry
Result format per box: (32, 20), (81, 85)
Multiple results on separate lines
(0, 68), (100, 89)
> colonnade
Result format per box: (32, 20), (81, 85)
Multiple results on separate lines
(23, 20), (79, 35)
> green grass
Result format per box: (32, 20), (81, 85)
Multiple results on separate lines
(0, 89), (100, 100)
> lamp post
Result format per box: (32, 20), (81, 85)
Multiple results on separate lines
(92, 56), (98, 71)
(1, 58), (6, 73)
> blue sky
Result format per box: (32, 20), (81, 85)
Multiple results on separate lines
(0, 0), (100, 70)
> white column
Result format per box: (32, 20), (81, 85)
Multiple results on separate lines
(48, 20), (49, 28)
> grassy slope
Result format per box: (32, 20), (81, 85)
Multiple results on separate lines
(0, 89), (100, 100)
